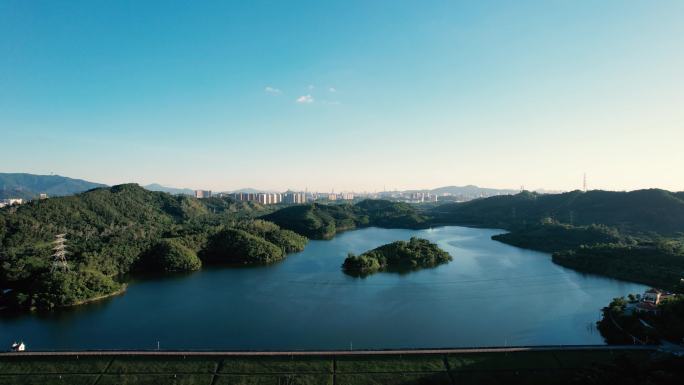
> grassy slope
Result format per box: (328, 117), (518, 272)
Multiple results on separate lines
(0, 350), (680, 385)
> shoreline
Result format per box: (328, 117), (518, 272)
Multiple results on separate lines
(59, 284), (128, 308)
(2, 224), (652, 314)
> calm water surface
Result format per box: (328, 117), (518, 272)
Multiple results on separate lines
(0, 226), (646, 350)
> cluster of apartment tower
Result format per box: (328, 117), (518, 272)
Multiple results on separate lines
(193, 189), (356, 205)
(0, 194), (48, 209)
(232, 192), (306, 205)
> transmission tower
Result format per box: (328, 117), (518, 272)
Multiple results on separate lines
(51, 233), (70, 272)
(583, 173), (587, 192)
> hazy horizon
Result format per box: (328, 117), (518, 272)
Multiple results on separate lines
(2, 0), (683, 192)
(2, 170), (681, 194)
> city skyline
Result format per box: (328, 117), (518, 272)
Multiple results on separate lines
(2, 1), (683, 192)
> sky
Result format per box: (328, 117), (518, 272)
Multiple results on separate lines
(1, 0), (683, 192)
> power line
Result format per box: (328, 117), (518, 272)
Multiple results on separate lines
(51, 233), (70, 272)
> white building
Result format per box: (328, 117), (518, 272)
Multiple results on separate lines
(0, 198), (24, 207)
(194, 190), (212, 199)
(256, 193), (282, 205)
(339, 192), (354, 200)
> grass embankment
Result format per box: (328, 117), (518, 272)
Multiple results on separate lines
(0, 349), (681, 385)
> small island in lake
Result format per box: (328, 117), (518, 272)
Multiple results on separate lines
(342, 237), (452, 276)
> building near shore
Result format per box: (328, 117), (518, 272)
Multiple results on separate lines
(635, 288), (674, 314)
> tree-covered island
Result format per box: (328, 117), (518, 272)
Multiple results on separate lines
(342, 237), (452, 276)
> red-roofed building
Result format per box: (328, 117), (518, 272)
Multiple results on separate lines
(635, 288), (674, 314)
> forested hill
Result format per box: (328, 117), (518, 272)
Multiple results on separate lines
(431, 189), (684, 235)
(262, 199), (429, 239)
(0, 173), (107, 200)
(0, 184), (305, 310)
(430, 189), (684, 290)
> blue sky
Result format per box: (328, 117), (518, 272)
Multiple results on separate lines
(1, 0), (683, 192)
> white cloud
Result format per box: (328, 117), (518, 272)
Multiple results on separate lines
(308, 84), (315, 90)
(328, 87), (337, 93)
(296, 94), (314, 104)
(264, 86), (282, 95)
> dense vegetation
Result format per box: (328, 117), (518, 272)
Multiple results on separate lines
(200, 222), (306, 265)
(494, 224), (684, 291)
(553, 240), (684, 290)
(431, 189), (684, 235)
(0, 184), (305, 310)
(598, 294), (684, 345)
(431, 190), (684, 291)
(0, 173), (106, 200)
(342, 237), (452, 276)
(492, 222), (625, 253)
(134, 239), (201, 273)
(234, 219), (308, 254)
(263, 200), (429, 239)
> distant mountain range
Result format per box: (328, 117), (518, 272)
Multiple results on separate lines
(428, 185), (520, 196)
(143, 183), (195, 196)
(0, 173), (107, 200)
(230, 188), (265, 194)
(142, 184), (269, 196)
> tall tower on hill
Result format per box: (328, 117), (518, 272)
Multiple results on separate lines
(51, 233), (69, 272)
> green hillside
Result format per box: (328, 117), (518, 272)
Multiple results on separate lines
(0, 173), (107, 200)
(0, 184), (304, 310)
(262, 200), (429, 239)
(431, 189), (684, 235)
(431, 189), (684, 290)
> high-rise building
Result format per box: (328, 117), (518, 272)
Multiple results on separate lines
(255, 193), (282, 205)
(284, 192), (306, 204)
(340, 192), (354, 200)
(194, 190), (212, 199)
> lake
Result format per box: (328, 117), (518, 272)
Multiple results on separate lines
(0, 226), (646, 350)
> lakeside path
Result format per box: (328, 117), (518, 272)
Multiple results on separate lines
(0, 344), (658, 356)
